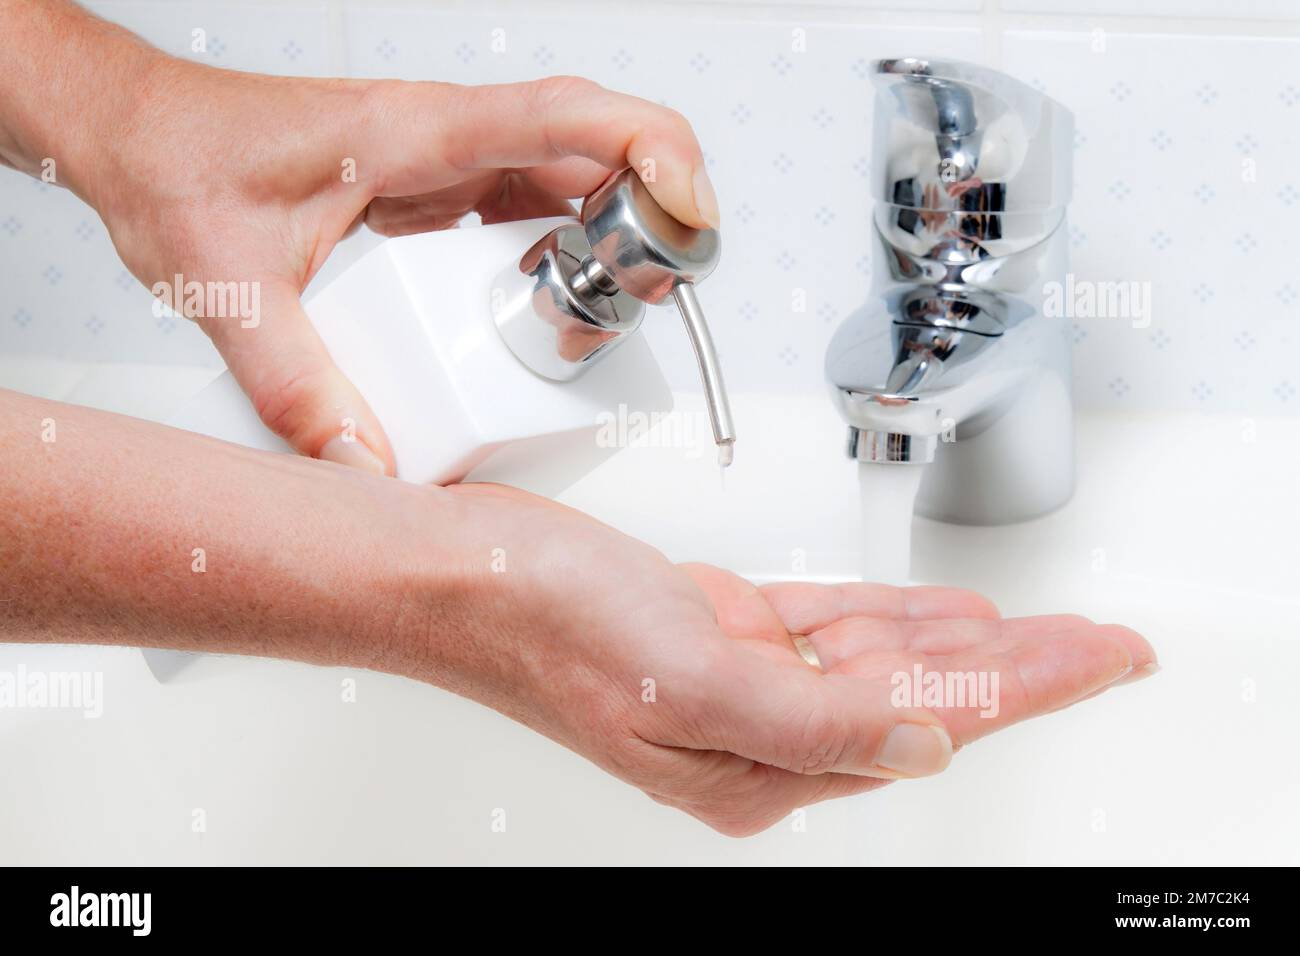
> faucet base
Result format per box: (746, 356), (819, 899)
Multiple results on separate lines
(915, 369), (1075, 525)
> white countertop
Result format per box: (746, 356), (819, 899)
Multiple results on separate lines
(2, 370), (1297, 865)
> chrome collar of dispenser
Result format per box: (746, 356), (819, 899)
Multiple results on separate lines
(491, 168), (737, 463)
(491, 221), (645, 382)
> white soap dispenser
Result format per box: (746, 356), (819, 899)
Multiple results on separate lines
(169, 168), (735, 497)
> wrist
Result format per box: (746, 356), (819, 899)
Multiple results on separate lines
(80, 47), (178, 211)
(0, 0), (166, 207)
(360, 484), (578, 711)
(337, 483), (492, 686)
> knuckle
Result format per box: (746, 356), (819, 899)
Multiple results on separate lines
(644, 105), (697, 149)
(521, 75), (603, 160)
(534, 74), (600, 104)
(663, 107), (694, 136)
(527, 75), (600, 129)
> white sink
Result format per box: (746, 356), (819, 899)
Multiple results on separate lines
(1, 378), (1297, 864)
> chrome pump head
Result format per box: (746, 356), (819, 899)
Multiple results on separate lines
(492, 168), (735, 465)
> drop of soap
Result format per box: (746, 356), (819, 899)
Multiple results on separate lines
(716, 441), (735, 469)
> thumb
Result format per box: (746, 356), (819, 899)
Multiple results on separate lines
(201, 278), (395, 475)
(707, 646), (954, 779)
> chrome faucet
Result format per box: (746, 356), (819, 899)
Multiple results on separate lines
(827, 57), (1075, 524)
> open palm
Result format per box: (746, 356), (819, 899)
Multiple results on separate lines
(644, 565), (1157, 833)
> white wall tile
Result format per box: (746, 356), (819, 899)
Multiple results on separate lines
(1004, 30), (1300, 415)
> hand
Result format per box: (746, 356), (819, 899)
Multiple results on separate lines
(86, 56), (716, 474)
(399, 484), (1158, 837)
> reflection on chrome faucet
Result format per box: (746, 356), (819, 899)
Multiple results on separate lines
(827, 57), (1076, 525)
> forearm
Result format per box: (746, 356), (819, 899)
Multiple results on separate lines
(0, 0), (161, 204)
(0, 387), (470, 674)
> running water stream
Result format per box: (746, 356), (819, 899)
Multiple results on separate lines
(857, 461), (925, 585)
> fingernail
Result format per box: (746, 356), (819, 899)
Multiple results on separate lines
(319, 434), (387, 475)
(1115, 662), (1161, 686)
(876, 723), (953, 777)
(692, 165), (720, 229)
